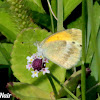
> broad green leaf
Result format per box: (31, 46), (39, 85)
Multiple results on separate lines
(11, 28), (66, 93)
(0, 1), (39, 42)
(0, 43), (13, 65)
(51, 0), (82, 20)
(31, 12), (56, 31)
(7, 82), (54, 100)
(0, 24), (16, 42)
(8, 0), (50, 31)
(0, 10), (18, 42)
(7, 0), (39, 32)
(58, 69), (91, 98)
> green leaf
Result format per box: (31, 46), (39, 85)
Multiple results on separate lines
(7, 0), (39, 32)
(31, 12), (55, 31)
(67, 16), (82, 30)
(76, 85), (81, 97)
(51, 0), (82, 20)
(0, 1), (39, 42)
(11, 28), (66, 93)
(63, 0), (82, 20)
(86, 75), (98, 100)
(86, 2), (100, 63)
(23, 0), (45, 13)
(7, 82), (54, 100)
(0, 0), (3, 6)
(86, 2), (100, 99)
(51, 0), (57, 17)
(90, 55), (98, 81)
(0, 43), (13, 65)
(97, 97), (100, 100)
(0, 10), (19, 42)
(0, 24), (16, 42)
(58, 69), (91, 98)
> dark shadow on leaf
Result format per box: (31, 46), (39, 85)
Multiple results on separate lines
(31, 11), (57, 31)
(31, 63), (59, 86)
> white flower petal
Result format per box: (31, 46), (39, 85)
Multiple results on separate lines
(32, 54), (37, 59)
(41, 68), (50, 75)
(43, 58), (49, 63)
(31, 74), (35, 78)
(26, 64), (32, 70)
(26, 56), (30, 60)
(27, 56), (34, 62)
(31, 70), (39, 78)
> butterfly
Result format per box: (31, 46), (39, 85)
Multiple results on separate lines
(37, 28), (82, 69)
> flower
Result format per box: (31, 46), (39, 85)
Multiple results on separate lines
(26, 50), (50, 78)
(26, 64), (32, 70)
(26, 56), (34, 63)
(43, 57), (49, 63)
(31, 70), (39, 78)
(32, 54), (37, 59)
(41, 68), (50, 75)
(32, 58), (42, 71)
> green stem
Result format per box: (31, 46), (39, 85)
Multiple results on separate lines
(46, 74), (58, 99)
(81, 0), (87, 99)
(57, 0), (63, 31)
(50, 73), (79, 100)
(49, 10), (54, 33)
(47, 0), (54, 33)
(11, 96), (15, 100)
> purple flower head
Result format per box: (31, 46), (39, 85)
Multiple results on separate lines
(26, 51), (50, 78)
(32, 58), (43, 71)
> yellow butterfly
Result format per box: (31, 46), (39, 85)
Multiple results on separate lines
(38, 28), (82, 69)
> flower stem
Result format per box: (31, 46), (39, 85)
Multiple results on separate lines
(46, 74), (58, 99)
(81, 0), (87, 99)
(50, 73), (79, 100)
(57, 0), (63, 31)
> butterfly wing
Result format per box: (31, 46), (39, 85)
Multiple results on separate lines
(41, 29), (82, 69)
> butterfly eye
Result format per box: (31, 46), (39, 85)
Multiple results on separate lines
(21, 42), (24, 44)
(72, 41), (75, 44)
(80, 44), (82, 47)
